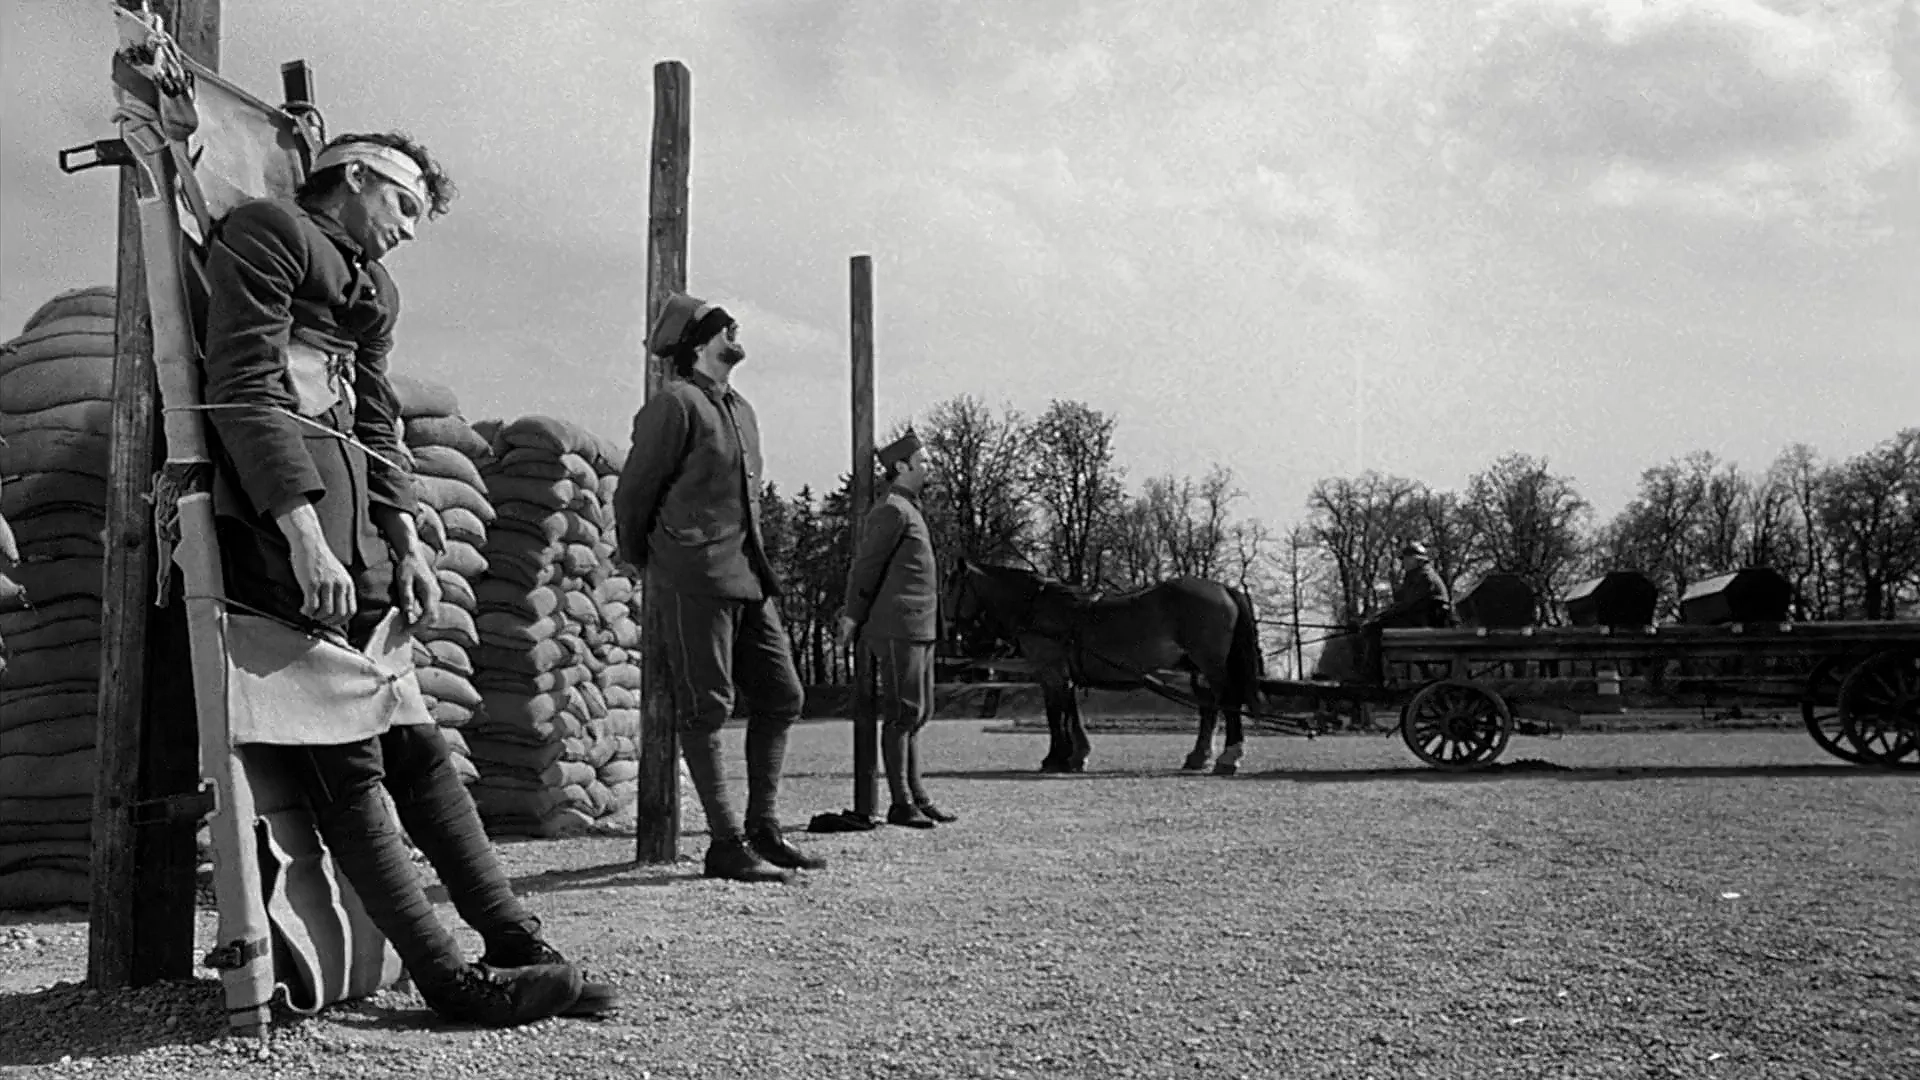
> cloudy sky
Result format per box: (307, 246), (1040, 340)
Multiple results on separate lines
(4, 0), (1917, 529)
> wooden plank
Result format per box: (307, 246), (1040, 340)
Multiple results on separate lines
(635, 60), (691, 865)
(848, 255), (877, 821)
(89, 0), (220, 993)
(1379, 621), (1920, 667)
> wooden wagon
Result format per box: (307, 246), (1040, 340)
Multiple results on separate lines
(1258, 620), (1920, 772)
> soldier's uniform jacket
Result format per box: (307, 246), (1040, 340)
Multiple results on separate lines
(1381, 562), (1454, 628)
(200, 197), (416, 572)
(614, 370), (779, 601)
(843, 485), (939, 642)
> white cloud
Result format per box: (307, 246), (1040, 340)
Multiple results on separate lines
(1426, 0), (1918, 234)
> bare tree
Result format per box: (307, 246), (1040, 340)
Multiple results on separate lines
(1027, 400), (1126, 586)
(1770, 443), (1838, 618)
(1305, 472), (1426, 620)
(1594, 452), (1721, 618)
(1820, 428), (1920, 620)
(918, 395), (1033, 571)
(1407, 487), (1476, 602)
(1459, 453), (1591, 622)
(1138, 464), (1241, 579)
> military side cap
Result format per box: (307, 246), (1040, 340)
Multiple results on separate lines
(877, 428), (922, 470)
(647, 292), (732, 356)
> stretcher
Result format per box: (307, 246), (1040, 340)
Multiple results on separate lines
(79, 3), (428, 1032)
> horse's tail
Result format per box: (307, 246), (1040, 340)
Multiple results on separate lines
(1227, 586), (1264, 706)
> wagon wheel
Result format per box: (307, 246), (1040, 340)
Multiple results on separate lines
(1838, 649), (1920, 768)
(1802, 653), (1872, 765)
(1401, 680), (1514, 771)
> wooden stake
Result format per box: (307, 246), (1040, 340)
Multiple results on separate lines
(636, 60), (691, 864)
(849, 255), (877, 820)
(89, 0), (220, 992)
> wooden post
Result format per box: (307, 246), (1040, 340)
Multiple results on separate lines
(636, 60), (691, 864)
(848, 255), (877, 821)
(89, 0), (220, 992)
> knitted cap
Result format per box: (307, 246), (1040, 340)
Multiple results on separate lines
(647, 292), (732, 357)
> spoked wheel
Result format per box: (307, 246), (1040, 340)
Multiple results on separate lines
(1401, 680), (1514, 771)
(1838, 649), (1920, 769)
(1803, 654), (1871, 765)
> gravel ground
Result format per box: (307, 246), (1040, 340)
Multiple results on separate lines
(1, 721), (1916, 1080)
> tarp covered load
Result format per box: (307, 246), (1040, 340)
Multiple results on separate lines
(465, 416), (641, 838)
(392, 374), (495, 789)
(0, 285), (117, 909)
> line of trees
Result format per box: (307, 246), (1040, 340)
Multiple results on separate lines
(753, 395), (1919, 684)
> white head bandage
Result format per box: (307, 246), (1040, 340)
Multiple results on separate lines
(312, 141), (430, 207)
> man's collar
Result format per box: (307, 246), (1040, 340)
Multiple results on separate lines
(296, 199), (368, 261)
(887, 482), (922, 504)
(684, 368), (734, 400)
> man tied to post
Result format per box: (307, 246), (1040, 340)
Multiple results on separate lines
(200, 132), (615, 1027)
(613, 292), (825, 883)
(838, 430), (958, 829)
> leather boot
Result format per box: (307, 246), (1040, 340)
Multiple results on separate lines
(703, 832), (791, 883)
(417, 961), (585, 1028)
(745, 820), (827, 870)
(907, 732), (957, 822)
(480, 930), (621, 1018)
(887, 802), (935, 829)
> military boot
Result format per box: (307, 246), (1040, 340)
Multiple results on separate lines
(480, 930), (621, 1018)
(704, 832), (792, 883)
(887, 802), (936, 829)
(746, 820), (828, 870)
(417, 961), (585, 1028)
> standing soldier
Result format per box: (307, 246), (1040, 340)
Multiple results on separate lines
(839, 430), (957, 828)
(614, 292), (825, 883)
(200, 132), (614, 1026)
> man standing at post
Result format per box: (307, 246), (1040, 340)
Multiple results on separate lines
(614, 293), (824, 883)
(838, 431), (957, 829)
(201, 132), (614, 1026)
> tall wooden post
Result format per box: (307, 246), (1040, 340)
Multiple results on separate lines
(89, 0), (219, 991)
(848, 255), (877, 821)
(636, 61), (691, 863)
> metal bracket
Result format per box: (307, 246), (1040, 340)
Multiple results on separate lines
(128, 785), (216, 826)
(203, 935), (270, 972)
(58, 139), (134, 174)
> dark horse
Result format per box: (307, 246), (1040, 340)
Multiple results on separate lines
(942, 560), (1266, 775)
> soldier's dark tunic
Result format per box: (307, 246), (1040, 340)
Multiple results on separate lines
(200, 196), (536, 984)
(201, 198), (418, 631)
(844, 484), (939, 732)
(1378, 561), (1454, 629)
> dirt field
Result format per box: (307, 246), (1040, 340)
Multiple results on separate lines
(2, 720), (1916, 1080)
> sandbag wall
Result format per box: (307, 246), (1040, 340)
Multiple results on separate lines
(393, 375), (499, 788)
(0, 286), (117, 908)
(464, 416), (642, 838)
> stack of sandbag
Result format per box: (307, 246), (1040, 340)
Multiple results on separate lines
(391, 373), (496, 788)
(0, 286), (117, 908)
(464, 416), (642, 838)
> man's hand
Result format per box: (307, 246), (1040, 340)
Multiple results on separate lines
(396, 548), (442, 625)
(276, 500), (356, 624)
(836, 615), (859, 650)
